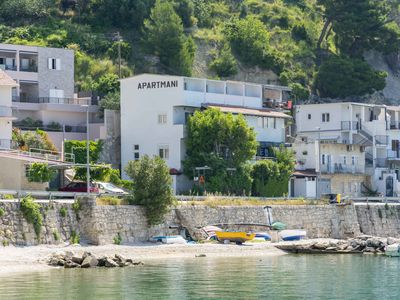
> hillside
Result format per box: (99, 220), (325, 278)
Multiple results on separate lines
(0, 0), (399, 105)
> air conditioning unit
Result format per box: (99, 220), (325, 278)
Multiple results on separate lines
(346, 145), (354, 152)
(360, 146), (365, 153)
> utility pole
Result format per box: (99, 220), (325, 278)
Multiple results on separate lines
(116, 31), (122, 79)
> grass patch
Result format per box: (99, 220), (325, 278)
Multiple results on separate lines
(113, 232), (122, 245)
(96, 196), (129, 206)
(72, 199), (81, 221)
(19, 195), (43, 238)
(182, 197), (328, 207)
(53, 229), (60, 241)
(70, 230), (80, 244)
(59, 207), (67, 218)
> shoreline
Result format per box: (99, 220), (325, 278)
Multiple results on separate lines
(0, 242), (286, 276)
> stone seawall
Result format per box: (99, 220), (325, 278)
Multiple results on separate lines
(1, 200), (400, 246)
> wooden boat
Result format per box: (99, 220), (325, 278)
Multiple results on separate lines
(385, 244), (400, 257)
(255, 232), (271, 240)
(279, 230), (307, 241)
(216, 232), (255, 244)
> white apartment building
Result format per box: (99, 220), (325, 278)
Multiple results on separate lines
(121, 74), (292, 193)
(292, 102), (400, 198)
(0, 43), (102, 150)
(0, 70), (18, 149)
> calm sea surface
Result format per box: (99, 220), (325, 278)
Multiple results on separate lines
(1, 254), (400, 300)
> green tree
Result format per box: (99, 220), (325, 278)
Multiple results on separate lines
(209, 42), (238, 78)
(0, 0), (52, 22)
(173, 0), (195, 27)
(251, 146), (295, 197)
(224, 16), (284, 74)
(143, 0), (196, 76)
(95, 73), (120, 96)
(315, 56), (387, 98)
(125, 155), (174, 225)
(107, 41), (132, 61)
(27, 163), (56, 183)
(317, 0), (400, 56)
(183, 108), (257, 195)
(100, 92), (120, 112)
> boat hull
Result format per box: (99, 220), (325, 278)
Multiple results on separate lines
(216, 232), (255, 244)
(279, 230), (307, 241)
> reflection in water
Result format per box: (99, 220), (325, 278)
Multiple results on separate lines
(1, 255), (400, 300)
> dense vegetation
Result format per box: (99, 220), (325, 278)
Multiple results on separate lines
(125, 155), (174, 225)
(0, 0), (398, 102)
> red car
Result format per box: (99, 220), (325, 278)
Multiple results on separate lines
(59, 181), (99, 193)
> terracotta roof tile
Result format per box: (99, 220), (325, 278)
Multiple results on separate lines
(0, 70), (17, 86)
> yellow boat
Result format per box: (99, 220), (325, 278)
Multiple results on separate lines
(215, 232), (255, 244)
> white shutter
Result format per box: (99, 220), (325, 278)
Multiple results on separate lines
(56, 59), (61, 70)
(48, 58), (52, 69)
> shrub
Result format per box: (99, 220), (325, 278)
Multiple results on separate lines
(53, 230), (60, 241)
(0, 207), (4, 217)
(209, 42), (238, 78)
(125, 155), (175, 225)
(70, 230), (80, 244)
(72, 199), (81, 220)
(113, 232), (122, 245)
(2, 240), (9, 247)
(96, 196), (129, 206)
(20, 195), (43, 238)
(59, 207), (67, 218)
(27, 162), (56, 183)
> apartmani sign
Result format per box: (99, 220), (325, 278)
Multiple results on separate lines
(137, 80), (178, 90)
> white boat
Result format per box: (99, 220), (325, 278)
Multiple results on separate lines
(385, 244), (400, 257)
(151, 235), (187, 244)
(279, 230), (307, 241)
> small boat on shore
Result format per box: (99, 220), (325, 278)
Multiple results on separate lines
(254, 232), (271, 240)
(279, 230), (307, 241)
(151, 235), (187, 244)
(385, 244), (400, 257)
(216, 232), (255, 244)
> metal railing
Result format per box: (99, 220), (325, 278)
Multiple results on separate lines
(375, 158), (388, 168)
(17, 124), (87, 133)
(12, 96), (93, 105)
(387, 150), (400, 160)
(375, 135), (389, 145)
(341, 121), (358, 131)
(0, 147), (75, 163)
(320, 163), (364, 174)
(390, 121), (400, 130)
(19, 65), (38, 72)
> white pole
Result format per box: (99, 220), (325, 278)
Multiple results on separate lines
(86, 106), (90, 195)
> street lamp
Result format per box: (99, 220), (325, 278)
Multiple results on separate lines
(81, 104), (90, 195)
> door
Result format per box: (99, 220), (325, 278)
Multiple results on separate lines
(386, 176), (394, 197)
(318, 178), (331, 197)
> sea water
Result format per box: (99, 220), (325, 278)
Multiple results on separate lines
(1, 254), (400, 299)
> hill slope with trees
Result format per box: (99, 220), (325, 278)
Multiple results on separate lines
(1, 0), (399, 104)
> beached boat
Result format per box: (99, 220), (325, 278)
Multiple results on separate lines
(216, 232), (255, 244)
(151, 235), (187, 244)
(254, 232), (271, 240)
(279, 230), (307, 241)
(385, 244), (400, 257)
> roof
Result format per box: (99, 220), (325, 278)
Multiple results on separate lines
(292, 169), (317, 177)
(0, 70), (17, 87)
(203, 103), (292, 119)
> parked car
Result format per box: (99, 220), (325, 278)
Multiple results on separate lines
(94, 182), (128, 195)
(59, 181), (99, 193)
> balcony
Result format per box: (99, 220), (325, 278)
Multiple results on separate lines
(12, 96), (92, 105)
(390, 121), (400, 130)
(0, 64), (17, 71)
(375, 158), (388, 168)
(321, 163), (364, 174)
(341, 121), (359, 131)
(375, 135), (389, 146)
(388, 150), (400, 160)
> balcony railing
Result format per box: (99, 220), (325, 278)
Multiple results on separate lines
(16, 125), (87, 133)
(19, 65), (38, 72)
(375, 135), (389, 145)
(0, 64), (17, 71)
(321, 163), (363, 174)
(12, 96), (92, 105)
(390, 121), (400, 130)
(341, 121), (359, 131)
(388, 150), (400, 160)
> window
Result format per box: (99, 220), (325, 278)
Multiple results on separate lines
(264, 117), (269, 128)
(133, 144), (139, 160)
(48, 58), (61, 70)
(321, 154), (326, 165)
(322, 113), (330, 122)
(273, 118), (276, 129)
(352, 156), (356, 166)
(308, 114), (311, 120)
(158, 145), (169, 159)
(343, 156), (347, 165)
(158, 114), (167, 124)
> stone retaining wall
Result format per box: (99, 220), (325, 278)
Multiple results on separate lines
(1, 200), (400, 246)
